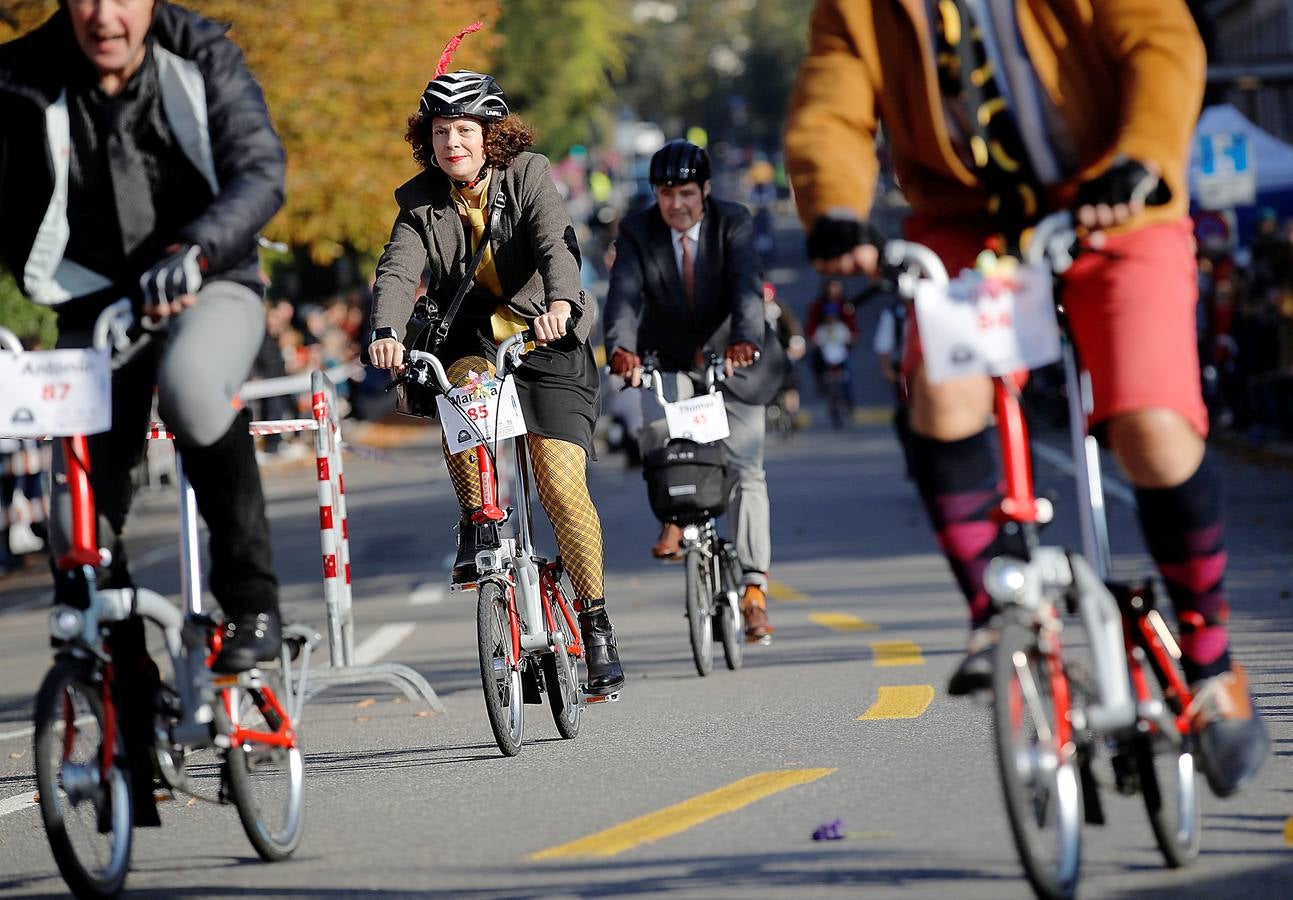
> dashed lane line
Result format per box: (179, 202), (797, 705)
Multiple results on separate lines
(353, 622), (417, 665)
(858, 686), (935, 720)
(0, 791), (39, 820)
(870, 640), (925, 667)
(529, 768), (836, 860)
(809, 611), (878, 632)
(767, 580), (808, 602)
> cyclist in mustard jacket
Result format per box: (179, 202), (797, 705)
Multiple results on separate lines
(786, 0), (1267, 798)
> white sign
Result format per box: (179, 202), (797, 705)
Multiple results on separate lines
(915, 263), (1062, 384)
(0, 348), (112, 437)
(1194, 131), (1256, 210)
(665, 392), (730, 443)
(436, 371), (527, 453)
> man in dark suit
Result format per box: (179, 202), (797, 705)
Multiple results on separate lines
(604, 139), (778, 640)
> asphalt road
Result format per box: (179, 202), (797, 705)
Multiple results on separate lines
(0, 221), (1290, 899)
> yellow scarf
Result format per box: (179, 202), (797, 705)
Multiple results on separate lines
(453, 173), (528, 343)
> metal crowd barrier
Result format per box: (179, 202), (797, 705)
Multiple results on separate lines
(147, 369), (444, 714)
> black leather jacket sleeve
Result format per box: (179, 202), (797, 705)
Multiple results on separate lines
(175, 37), (285, 273)
(603, 229), (646, 355)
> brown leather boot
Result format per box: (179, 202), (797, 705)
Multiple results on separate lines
(1189, 663), (1269, 797)
(651, 523), (683, 559)
(741, 585), (774, 641)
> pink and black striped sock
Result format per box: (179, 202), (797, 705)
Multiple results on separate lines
(910, 429), (1023, 628)
(1134, 456), (1232, 682)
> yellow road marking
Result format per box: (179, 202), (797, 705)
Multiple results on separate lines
(1284, 816), (1293, 846)
(870, 640), (925, 667)
(809, 611), (878, 632)
(767, 579), (808, 602)
(529, 768), (836, 860)
(858, 685), (935, 720)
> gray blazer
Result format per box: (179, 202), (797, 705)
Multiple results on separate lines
(371, 151), (592, 344)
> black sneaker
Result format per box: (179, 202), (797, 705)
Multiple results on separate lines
(1189, 664), (1270, 798)
(578, 606), (625, 696)
(947, 627), (996, 696)
(213, 610), (282, 674)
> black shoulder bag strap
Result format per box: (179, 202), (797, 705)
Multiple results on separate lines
(419, 172), (508, 357)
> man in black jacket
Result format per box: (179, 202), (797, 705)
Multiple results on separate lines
(604, 139), (780, 640)
(1, 0), (286, 821)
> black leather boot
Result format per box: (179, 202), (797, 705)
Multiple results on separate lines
(578, 600), (625, 696)
(178, 410), (280, 672)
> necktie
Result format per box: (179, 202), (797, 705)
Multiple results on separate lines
(681, 234), (695, 308)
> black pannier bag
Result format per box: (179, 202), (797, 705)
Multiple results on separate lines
(642, 439), (732, 524)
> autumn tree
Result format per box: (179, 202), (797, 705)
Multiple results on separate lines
(0, 1), (500, 266)
(492, 0), (631, 159)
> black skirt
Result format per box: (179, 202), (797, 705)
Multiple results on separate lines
(429, 307), (600, 457)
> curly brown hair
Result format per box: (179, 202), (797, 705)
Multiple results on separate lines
(405, 113), (536, 172)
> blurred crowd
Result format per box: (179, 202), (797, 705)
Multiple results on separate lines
(1198, 209), (1293, 442)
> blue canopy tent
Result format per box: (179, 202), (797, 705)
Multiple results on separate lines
(1189, 103), (1293, 245)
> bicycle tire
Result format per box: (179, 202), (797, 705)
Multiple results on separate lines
(716, 540), (744, 671)
(223, 680), (305, 861)
(685, 549), (714, 676)
(34, 657), (133, 899)
(477, 582), (524, 755)
(541, 588), (582, 740)
(992, 611), (1082, 900)
(1129, 659), (1201, 867)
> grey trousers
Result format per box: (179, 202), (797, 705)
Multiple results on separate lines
(50, 281), (268, 586)
(639, 372), (771, 588)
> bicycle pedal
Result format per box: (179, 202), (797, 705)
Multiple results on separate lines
(747, 634), (772, 646)
(581, 689), (620, 704)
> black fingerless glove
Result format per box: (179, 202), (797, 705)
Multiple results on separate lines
(140, 243), (205, 307)
(806, 216), (885, 261)
(1075, 156), (1172, 210)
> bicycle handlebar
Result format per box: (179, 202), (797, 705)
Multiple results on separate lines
(635, 350), (725, 403)
(402, 330), (534, 396)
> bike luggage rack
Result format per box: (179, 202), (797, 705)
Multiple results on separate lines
(147, 369), (444, 714)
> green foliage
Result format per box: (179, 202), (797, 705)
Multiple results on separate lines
(0, 266), (57, 348)
(616, 0), (815, 149)
(493, 0), (632, 158)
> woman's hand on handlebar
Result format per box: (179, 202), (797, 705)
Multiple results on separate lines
(370, 337), (406, 371)
(534, 300), (572, 344)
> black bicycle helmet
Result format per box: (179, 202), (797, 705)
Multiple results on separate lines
(420, 70), (509, 121)
(649, 139), (711, 187)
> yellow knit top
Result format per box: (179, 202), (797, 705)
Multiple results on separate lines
(453, 173), (529, 343)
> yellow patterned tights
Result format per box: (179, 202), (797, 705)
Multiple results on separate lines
(442, 356), (604, 600)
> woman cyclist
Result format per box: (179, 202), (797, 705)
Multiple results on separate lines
(367, 39), (624, 696)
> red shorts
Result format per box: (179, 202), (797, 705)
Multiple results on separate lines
(902, 217), (1208, 438)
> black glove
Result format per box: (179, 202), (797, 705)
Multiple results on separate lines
(806, 216), (885, 262)
(1075, 156), (1172, 211)
(139, 243), (205, 308)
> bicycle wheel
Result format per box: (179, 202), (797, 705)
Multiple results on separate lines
(685, 548), (714, 676)
(716, 541), (744, 671)
(223, 681), (304, 861)
(541, 589), (582, 740)
(992, 611), (1082, 900)
(478, 582), (524, 755)
(34, 657), (132, 899)
(1129, 659), (1201, 867)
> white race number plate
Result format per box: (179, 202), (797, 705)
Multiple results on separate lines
(0, 348), (112, 437)
(436, 372), (528, 453)
(915, 264), (1062, 384)
(665, 392), (730, 443)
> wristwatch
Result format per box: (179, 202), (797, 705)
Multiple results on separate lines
(369, 326), (397, 344)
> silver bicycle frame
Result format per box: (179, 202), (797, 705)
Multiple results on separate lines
(410, 335), (559, 655)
